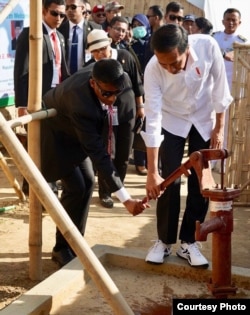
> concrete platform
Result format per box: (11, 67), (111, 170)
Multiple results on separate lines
(1, 245), (250, 315)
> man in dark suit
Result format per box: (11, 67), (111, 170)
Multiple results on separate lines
(14, 0), (69, 114)
(41, 59), (149, 266)
(86, 28), (145, 209)
(58, 0), (102, 73)
(14, 0), (70, 195)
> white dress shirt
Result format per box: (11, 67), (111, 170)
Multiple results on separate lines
(213, 31), (247, 89)
(69, 20), (84, 70)
(43, 22), (61, 87)
(141, 34), (233, 148)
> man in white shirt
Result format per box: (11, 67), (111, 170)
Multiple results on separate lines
(213, 8), (247, 90)
(141, 24), (232, 268)
(213, 8), (247, 170)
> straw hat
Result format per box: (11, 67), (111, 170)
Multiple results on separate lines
(87, 29), (112, 52)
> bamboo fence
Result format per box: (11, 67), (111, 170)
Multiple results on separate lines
(226, 42), (250, 206)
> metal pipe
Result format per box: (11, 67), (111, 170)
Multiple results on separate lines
(195, 216), (224, 241)
(7, 109), (57, 129)
(198, 191), (239, 298)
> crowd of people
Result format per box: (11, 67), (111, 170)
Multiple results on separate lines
(13, 0), (247, 268)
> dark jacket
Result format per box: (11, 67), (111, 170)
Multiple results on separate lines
(130, 14), (151, 75)
(58, 19), (102, 67)
(14, 25), (70, 108)
(85, 48), (144, 99)
(41, 65), (134, 190)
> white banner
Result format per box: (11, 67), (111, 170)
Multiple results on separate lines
(0, 0), (29, 108)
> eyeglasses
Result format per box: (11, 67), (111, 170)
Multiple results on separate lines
(49, 10), (66, 19)
(85, 10), (92, 15)
(96, 13), (106, 18)
(94, 80), (122, 98)
(66, 4), (81, 11)
(91, 46), (108, 54)
(146, 15), (156, 19)
(168, 14), (184, 22)
(112, 26), (127, 34)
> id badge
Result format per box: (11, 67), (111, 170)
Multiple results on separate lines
(112, 107), (119, 126)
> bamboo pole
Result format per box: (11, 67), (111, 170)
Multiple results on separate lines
(0, 150), (25, 201)
(0, 112), (134, 315)
(0, 109), (56, 202)
(27, 1), (43, 280)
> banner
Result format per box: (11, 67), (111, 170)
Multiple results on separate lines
(0, 0), (29, 108)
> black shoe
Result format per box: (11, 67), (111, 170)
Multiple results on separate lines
(51, 247), (75, 267)
(129, 157), (135, 165)
(99, 195), (113, 208)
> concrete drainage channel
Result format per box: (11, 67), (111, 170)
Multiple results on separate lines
(1, 245), (250, 315)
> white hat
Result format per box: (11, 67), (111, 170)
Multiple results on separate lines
(87, 29), (112, 52)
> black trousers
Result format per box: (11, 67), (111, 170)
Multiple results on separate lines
(157, 125), (210, 245)
(98, 121), (134, 197)
(54, 157), (95, 251)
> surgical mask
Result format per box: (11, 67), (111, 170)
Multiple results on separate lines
(132, 26), (147, 39)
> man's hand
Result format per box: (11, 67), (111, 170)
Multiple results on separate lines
(210, 112), (225, 149)
(146, 172), (165, 200)
(136, 107), (145, 118)
(123, 197), (150, 216)
(224, 50), (234, 62)
(18, 107), (29, 117)
(210, 127), (224, 149)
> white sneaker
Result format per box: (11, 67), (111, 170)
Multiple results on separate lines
(176, 242), (209, 268)
(145, 240), (172, 264)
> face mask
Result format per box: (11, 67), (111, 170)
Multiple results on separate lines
(132, 26), (147, 39)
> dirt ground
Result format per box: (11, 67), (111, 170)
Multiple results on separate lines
(0, 146), (250, 312)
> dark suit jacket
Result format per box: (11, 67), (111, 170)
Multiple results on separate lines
(85, 57), (138, 124)
(41, 66), (134, 193)
(14, 25), (70, 108)
(58, 19), (102, 67)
